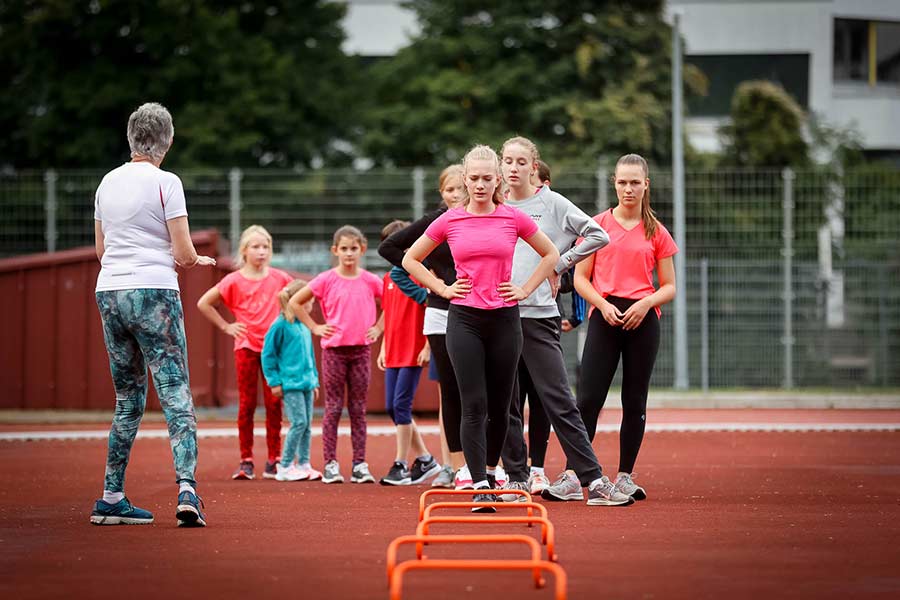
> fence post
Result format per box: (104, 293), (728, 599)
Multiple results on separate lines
(781, 167), (795, 389)
(229, 168), (242, 252)
(44, 169), (58, 253)
(595, 162), (608, 214)
(700, 258), (709, 391)
(412, 167), (425, 220)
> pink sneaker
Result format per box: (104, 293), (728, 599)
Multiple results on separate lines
(300, 464), (322, 481)
(454, 465), (474, 490)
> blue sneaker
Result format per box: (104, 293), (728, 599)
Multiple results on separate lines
(176, 491), (207, 528)
(90, 497), (154, 525)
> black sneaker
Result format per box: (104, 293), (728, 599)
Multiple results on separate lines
(380, 461), (411, 486)
(262, 460), (278, 480)
(409, 456), (441, 484)
(471, 491), (497, 513)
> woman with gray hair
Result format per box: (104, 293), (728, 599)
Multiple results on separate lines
(90, 102), (215, 527)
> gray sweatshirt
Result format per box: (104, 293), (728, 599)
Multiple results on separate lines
(507, 185), (610, 319)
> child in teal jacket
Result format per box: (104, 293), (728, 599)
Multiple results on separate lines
(262, 279), (321, 481)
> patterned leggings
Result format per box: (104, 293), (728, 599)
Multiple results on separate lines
(235, 348), (282, 462)
(96, 289), (198, 492)
(321, 345), (371, 464)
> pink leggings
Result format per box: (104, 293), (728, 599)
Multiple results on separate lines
(321, 345), (371, 464)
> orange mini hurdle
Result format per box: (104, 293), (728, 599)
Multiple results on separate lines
(423, 501), (547, 523)
(389, 559), (567, 600)
(416, 515), (557, 561)
(386, 534), (545, 588)
(418, 488), (531, 521)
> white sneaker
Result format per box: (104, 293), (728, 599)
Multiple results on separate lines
(528, 472), (550, 494)
(454, 465), (474, 490)
(322, 460), (344, 484)
(494, 465), (508, 488)
(614, 472), (647, 500)
(299, 463), (322, 481)
(275, 463), (306, 482)
(350, 461), (376, 483)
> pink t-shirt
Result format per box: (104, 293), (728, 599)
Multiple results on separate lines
(307, 268), (383, 348)
(217, 267), (293, 353)
(589, 209), (678, 317)
(425, 203), (539, 310)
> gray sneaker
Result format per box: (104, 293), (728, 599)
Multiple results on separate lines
(431, 465), (455, 488)
(322, 460), (344, 484)
(500, 480), (530, 503)
(614, 473), (647, 500)
(351, 461), (376, 483)
(587, 475), (634, 506)
(541, 471), (584, 502)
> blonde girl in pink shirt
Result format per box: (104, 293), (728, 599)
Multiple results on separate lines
(288, 225), (384, 485)
(403, 145), (559, 511)
(197, 225), (293, 480)
(573, 154), (678, 502)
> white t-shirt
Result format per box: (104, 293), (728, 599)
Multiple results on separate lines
(94, 162), (188, 292)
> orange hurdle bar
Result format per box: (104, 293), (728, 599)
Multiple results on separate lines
(418, 488), (531, 521)
(386, 534), (545, 588)
(390, 559), (567, 600)
(423, 501), (547, 523)
(417, 516), (557, 561)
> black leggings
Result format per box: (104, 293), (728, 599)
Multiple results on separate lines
(427, 333), (462, 453)
(576, 296), (660, 474)
(446, 304), (522, 485)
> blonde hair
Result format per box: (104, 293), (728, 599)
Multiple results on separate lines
(438, 164), (463, 193)
(278, 279), (308, 323)
(235, 225), (273, 267)
(381, 219), (409, 241)
(461, 145), (504, 206)
(332, 224), (366, 247)
(500, 136), (541, 163)
(614, 154), (659, 240)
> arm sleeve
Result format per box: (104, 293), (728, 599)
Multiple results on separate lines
(378, 208), (442, 267)
(653, 223), (679, 260)
(162, 174), (188, 220)
(390, 266), (428, 305)
(513, 206), (539, 238)
(558, 203), (609, 274)
(260, 321), (282, 387)
(424, 211), (449, 243)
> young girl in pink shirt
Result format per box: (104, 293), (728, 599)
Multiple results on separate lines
(197, 225), (293, 480)
(573, 154), (678, 502)
(289, 225), (384, 485)
(403, 145), (559, 511)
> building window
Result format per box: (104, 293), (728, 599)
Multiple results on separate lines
(834, 18), (900, 85)
(686, 54), (809, 117)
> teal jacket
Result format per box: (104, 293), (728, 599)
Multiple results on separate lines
(261, 315), (319, 392)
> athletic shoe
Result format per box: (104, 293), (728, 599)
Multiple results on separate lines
(614, 472), (647, 501)
(232, 461), (254, 480)
(587, 476), (634, 506)
(454, 465), (474, 490)
(471, 491), (497, 513)
(262, 460), (278, 480)
(500, 480), (530, 503)
(350, 462), (376, 484)
(431, 465), (455, 488)
(541, 471), (584, 502)
(176, 490), (207, 527)
(380, 461), (411, 486)
(275, 464), (307, 482)
(409, 456), (442, 484)
(305, 466), (323, 481)
(528, 472), (550, 494)
(494, 465), (508, 488)
(90, 497), (154, 526)
(322, 460), (344, 484)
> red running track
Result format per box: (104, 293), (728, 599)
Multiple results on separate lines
(1, 410), (898, 599)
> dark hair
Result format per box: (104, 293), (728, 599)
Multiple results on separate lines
(381, 220), (409, 241)
(535, 159), (551, 185)
(332, 225), (366, 247)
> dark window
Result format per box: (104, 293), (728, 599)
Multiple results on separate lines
(875, 21), (900, 83)
(833, 18), (869, 81)
(686, 54), (809, 117)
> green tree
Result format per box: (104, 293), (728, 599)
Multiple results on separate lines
(719, 80), (809, 168)
(0, 0), (359, 168)
(361, 0), (703, 167)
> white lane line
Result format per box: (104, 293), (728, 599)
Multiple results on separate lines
(2, 422), (899, 442)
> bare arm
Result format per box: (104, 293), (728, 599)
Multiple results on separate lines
(401, 235), (470, 299)
(94, 221), (104, 261)
(498, 230), (560, 301)
(166, 216), (215, 268)
(197, 286), (246, 338)
(288, 286), (335, 338)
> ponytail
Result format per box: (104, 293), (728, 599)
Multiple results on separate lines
(615, 153), (659, 240)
